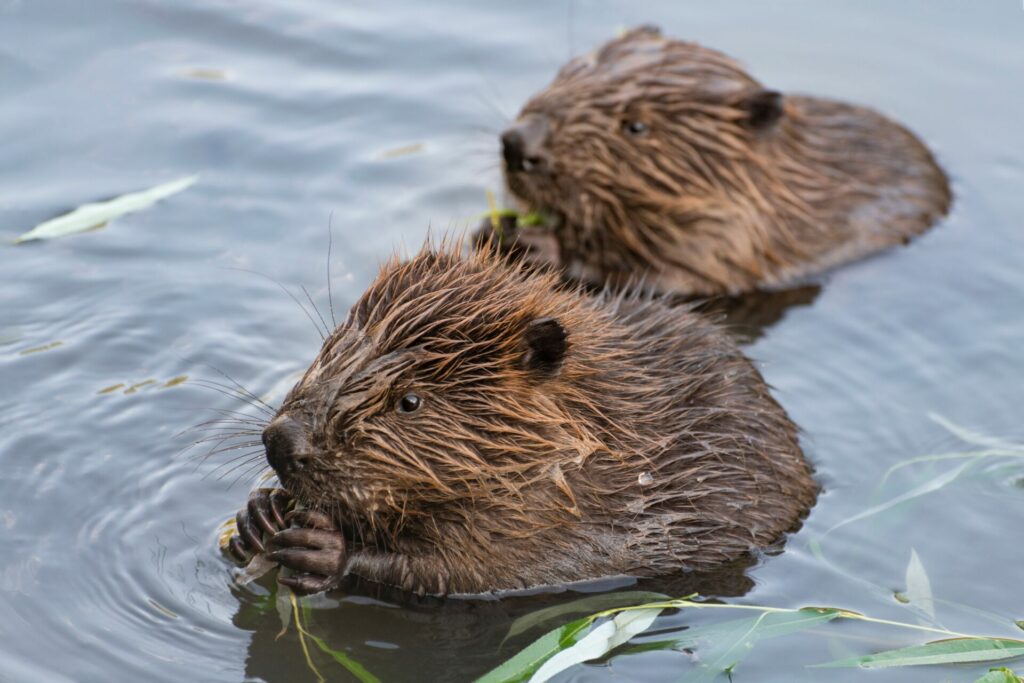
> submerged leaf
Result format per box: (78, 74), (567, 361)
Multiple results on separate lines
(817, 637), (1024, 668)
(275, 585), (292, 640)
(303, 630), (382, 683)
(502, 591), (667, 644)
(905, 548), (936, 619)
(528, 608), (663, 682)
(826, 458), (974, 534)
(14, 175), (197, 243)
(679, 608), (841, 681)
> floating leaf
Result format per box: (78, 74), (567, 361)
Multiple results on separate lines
(147, 598), (178, 619)
(817, 637), (1024, 668)
(905, 548), (936, 619)
(19, 341), (62, 355)
(124, 379), (156, 394)
(476, 616), (594, 683)
(502, 591), (667, 645)
(529, 608), (663, 683)
(14, 175), (198, 243)
(377, 142), (424, 159)
(181, 68), (228, 80)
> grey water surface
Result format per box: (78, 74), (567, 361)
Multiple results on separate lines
(1, 1), (1022, 681)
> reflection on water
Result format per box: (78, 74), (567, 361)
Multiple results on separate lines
(1, 1), (1022, 681)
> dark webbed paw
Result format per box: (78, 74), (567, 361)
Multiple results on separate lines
(227, 487), (293, 563)
(270, 510), (347, 595)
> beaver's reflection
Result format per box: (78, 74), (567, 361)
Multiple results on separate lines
(234, 558), (755, 683)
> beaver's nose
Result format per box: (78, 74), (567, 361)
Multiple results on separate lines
(501, 117), (550, 173)
(262, 415), (310, 478)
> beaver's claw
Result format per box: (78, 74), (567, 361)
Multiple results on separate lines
(227, 487), (293, 563)
(270, 510), (347, 595)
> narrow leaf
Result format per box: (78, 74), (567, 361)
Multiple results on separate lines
(817, 638), (1024, 668)
(529, 608), (663, 683)
(825, 459), (973, 534)
(975, 668), (1023, 683)
(475, 616), (594, 683)
(14, 175), (198, 243)
(303, 631), (382, 683)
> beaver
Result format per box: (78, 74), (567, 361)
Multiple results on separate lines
(488, 26), (951, 297)
(228, 243), (816, 595)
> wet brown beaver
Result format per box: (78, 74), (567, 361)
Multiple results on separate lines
(229, 244), (816, 595)
(489, 26), (951, 296)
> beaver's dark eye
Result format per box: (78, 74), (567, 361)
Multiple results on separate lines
(397, 393), (422, 414)
(622, 120), (648, 136)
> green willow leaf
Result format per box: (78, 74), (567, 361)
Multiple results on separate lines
(975, 667), (1023, 683)
(529, 608), (663, 683)
(817, 637), (1024, 668)
(14, 175), (198, 243)
(475, 615), (594, 683)
(303, 631), (382, 683)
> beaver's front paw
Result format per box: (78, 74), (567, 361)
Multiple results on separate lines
(269, 510), (346, 595)
(227, 487), (293, 563)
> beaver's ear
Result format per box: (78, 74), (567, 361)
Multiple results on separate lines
(523, 318), (568, 377)
(741, 90), (783, 130)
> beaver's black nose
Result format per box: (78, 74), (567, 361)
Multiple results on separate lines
(262, 415), (309, 478)
(501, 117), (550, 173)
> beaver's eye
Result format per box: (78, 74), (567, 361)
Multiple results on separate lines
(622, 120), (648, 136)
(397, 393), (422, 414)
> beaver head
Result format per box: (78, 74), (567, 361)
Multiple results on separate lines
(500, 26), (951, 296)
(263, 244), (815, 594)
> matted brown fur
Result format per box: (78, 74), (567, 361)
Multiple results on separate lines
(270, 242), (816, 595)
(500, 26), (951, 296)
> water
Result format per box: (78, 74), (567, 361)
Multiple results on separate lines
(1, 1), (1022, 681)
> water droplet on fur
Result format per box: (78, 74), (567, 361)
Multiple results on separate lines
(638, 472), (653, 486)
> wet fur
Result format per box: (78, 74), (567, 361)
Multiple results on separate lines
(272, 243), (816, 594)
(503, 26), (951, 296)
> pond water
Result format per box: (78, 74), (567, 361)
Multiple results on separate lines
(1, 1), (1022, 681)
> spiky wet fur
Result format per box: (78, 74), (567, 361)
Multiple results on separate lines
(505, 26), (951, 296)
(272, 242), (815, 595)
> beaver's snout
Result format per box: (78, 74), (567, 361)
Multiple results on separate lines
(501, 116), (550, 173)
(262, 415), (310, 478)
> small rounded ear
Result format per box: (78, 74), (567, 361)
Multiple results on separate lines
(523, 318), (568, 377)
(741, 90), (784, 130)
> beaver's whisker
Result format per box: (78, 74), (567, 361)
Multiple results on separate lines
(189, 433), (263, 450)
(222, 458), (270, 489)
(300, 284), (331, 340)
(180, 417), (265, 435)
(326, 212), (338, 329)
(204, 451), (265, 480)
(195, 364), (279, 416)
(191, 379), (276, 418)
(222, 266), (327, 342)
(227, 464), (268, 491)
(192, 439), (262, 471)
